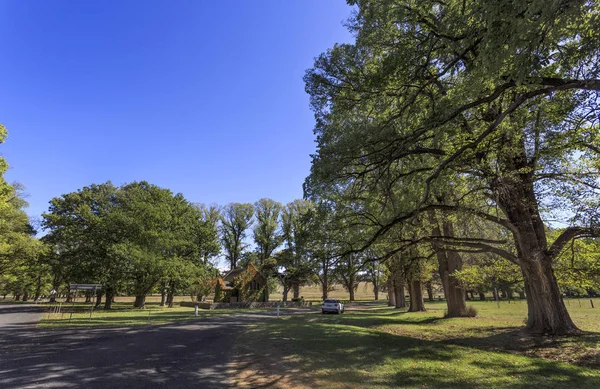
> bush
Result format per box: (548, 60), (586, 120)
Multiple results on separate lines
(465, 306), (478, 317)
(444, 306), (478, 318)
(291, 297), (304, 302)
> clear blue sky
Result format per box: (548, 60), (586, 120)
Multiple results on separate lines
(0, 1), (353, 221)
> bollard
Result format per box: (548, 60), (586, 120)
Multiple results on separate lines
(194, 305), (198, 317)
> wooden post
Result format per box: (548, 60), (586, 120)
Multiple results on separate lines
(591, 299), (595, 309)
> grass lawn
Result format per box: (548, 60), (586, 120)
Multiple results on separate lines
(39, 302), (265, 328)
(231, 299), (600, 389)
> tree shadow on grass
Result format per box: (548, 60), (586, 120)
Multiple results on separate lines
(444, 328), (600, 369)
(233, 318), (600, 389)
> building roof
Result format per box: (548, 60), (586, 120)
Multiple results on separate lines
(223, 267), (246, 282)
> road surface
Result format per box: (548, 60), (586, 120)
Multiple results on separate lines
(0, 305), (313, 388)
(0, 304), (44, 327)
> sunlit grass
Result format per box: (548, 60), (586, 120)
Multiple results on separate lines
(232, 299), (600, 388)
(39, 302), (268, 328)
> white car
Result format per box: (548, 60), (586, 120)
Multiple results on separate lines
(321, 298), (344, 314)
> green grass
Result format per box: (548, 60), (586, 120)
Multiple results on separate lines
(39, 302), (265, 328)
(232, 299), (600, 388)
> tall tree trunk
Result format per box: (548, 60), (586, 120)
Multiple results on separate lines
(292, 283), (300, 299)
(388, 277), (396, 307)
(22, 292), (29, 302)
(34, 274), (42, 301)
(373, 282), (379, 301)
(320, 276), (329, 301)
(429, 211), (468, 317)
(160, 281), (167, 306)
(167, 290), (175, 308)
(348, 287), (355, 302)
(282, 283), (289, 302)
(426, 282), (434, 302)
(134, 295), (146, 308)
(95, 290), (103, 307)
(408, 280), (426, 312)
(494, 150), (579, 334)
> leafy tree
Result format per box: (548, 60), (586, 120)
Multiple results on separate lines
(304, 0), (600, 334)
(220, 203), (254, 270)
(253, 198), (283, 265)
(280, 200), (315, 299)
(43, 181), (217, 308)
(194, 203), (221, 265)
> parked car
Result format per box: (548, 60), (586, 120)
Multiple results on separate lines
(321, 298), (344, 314)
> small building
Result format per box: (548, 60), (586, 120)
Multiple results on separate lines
(222, 263), (268, 303)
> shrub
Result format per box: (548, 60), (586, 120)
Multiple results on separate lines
(465, 306), (478, 317)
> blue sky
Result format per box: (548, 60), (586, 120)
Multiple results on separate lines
(0, 1), (353, 221)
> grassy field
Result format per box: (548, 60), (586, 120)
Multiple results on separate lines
(232, 299), (600, 389)
(268, 282), (390, 302)
(39, 302), (251, 328)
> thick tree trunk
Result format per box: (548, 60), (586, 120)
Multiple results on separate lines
(320, 276), (329, 301)
(95, 290), (103, 307)
(519, 290), (526, 299)
(22, 292), (29, 302)
(373, 283), (379, 300)
(104, 289), (114, 309)
(388, 277), (396, 307)
(167, 291), (175, 308)
(408, 280), (426, 312)
(393, 275), (406, 308)
(521, 260), (578, 334)
(493, 148), (580, 334)
(134, 295), (146, 308)
(429, 212), (468, 317)
(292, 283), (300, 299)
(282, 284), (289, 302)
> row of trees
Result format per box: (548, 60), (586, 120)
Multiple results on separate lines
(301, 0), (600, 335)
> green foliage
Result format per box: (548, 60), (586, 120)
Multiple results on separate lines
(253, 198), (283, 264)
(220, 203), (254, 269)
(42, 181), (219, 306)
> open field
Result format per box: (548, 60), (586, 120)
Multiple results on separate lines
(40, 302), (271, 328)
(232, 300), (600, 388)
(269, 282), (389, 302)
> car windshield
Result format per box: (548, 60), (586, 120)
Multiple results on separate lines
(324, 299), (339, 303)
